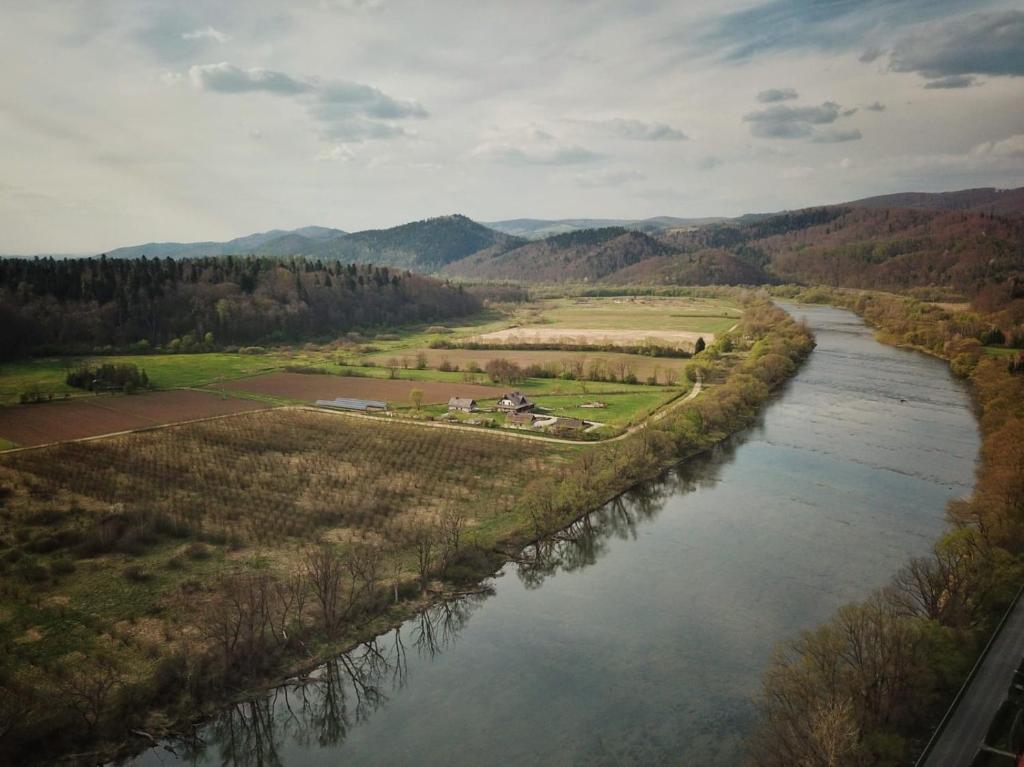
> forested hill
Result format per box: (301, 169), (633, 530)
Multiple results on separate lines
(658, 206), (1024, 298)
(442, 228), (685, 282)
(844, 186), (1024, 216)
(105, 226), (346, 260)
(441, 205), (1023, 298)
(312, 214), (521, 271)
(102, 215), (518, 272)
(0, 256), (480, 360)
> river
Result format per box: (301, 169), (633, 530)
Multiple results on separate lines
(128, 303), (980, 766)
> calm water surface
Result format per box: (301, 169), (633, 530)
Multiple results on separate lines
(131, 304), (979, 767)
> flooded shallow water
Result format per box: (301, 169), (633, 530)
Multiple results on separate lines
(130, 304), (980, 767)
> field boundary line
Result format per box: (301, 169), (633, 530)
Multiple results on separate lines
(0, 373), (703, 454)
(0, 402), (276, 455)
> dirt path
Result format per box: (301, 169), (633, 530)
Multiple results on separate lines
(304, 370), (703, 446)
(0, 374), (704, 454)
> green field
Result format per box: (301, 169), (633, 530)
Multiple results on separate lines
(983, 346), (1020, 358)
(534, 391), (680, 428)
(0, 354), (279, 405)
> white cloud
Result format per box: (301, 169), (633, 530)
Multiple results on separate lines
(318, 144), (355, 162)
(970, 134), (1024, 160)
(182, 26), (229, 43)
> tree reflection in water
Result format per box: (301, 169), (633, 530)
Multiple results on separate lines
(512, 436), (742, 590)
(163, 594), (489, 766)
(146, 435), (749, 766)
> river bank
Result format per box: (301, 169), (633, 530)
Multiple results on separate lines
(748, 287), (1019, 766)
(0, 297), (812, 765)
(120, 300), (976, 766)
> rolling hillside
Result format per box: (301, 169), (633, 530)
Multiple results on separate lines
(844, 187), (1024, 217)
(101, 215), (517, 273)
(105, 226), (346, 260)
(311, 214), (520, 271)
(93, 185), (1024, 295)
(442, 228), (678, 282)
(483, 215), (724, 239)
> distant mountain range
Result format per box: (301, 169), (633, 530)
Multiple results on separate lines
(47, 184), (1020, 296)
(844, 186), (1024, 216)
(481, 216), (725, 239)
(104, 225), (346, 260)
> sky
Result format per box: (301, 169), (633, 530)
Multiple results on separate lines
(1, 0), (1023, 254)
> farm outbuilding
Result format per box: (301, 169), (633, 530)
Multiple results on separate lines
(549, 416), (586, 435)
(507, 411), (537, 427)
(315, 397), (388, 412)
(497, 391), (534, 412)
(448, 397), (478, 413)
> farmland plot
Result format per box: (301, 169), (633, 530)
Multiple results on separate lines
(221, 372), (501, 405)
(3, 409), (560, 544)
(0, 389), (269, 448)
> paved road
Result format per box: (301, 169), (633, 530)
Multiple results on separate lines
(923, 590), (1024, 766)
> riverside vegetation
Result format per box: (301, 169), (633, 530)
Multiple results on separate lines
(747, 286), (1024, 767)
(0, 293), (812, 763)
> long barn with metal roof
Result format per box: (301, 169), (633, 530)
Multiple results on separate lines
(315, 397), (388, 412)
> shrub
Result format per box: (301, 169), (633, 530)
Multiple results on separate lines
(50, 557), (76, 576)
(185, 542), (211, 560)
(122, 564), (152, 582)
(16, 558), (49, 583)
(65, 363), (149, 393)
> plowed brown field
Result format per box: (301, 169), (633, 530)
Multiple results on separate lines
(0, 390), (269, 448)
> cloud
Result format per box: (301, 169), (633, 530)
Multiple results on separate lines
(811, 128), (863, 143)
(970, 134), (1024, 160)
(182, 26), (229, 43)
(695, 0), (964, 60)
(318, 145), (355, 162)
(743, 101), (844, 139)
(574, 169), (646, 187)
(697, 156), (722, 171)
(589, 118), (687, 141)
(922, 75), (978, 89)
(890, 10), (1024, 78)
(188, 62), (426, 142)
(317, 82), (427, 120)
(859, 47), (883, 63)
(472, 142), (600, 166)
(189, 63), (309, 94)
(864, 101), (886, 111)
(757, 88), (798, 103)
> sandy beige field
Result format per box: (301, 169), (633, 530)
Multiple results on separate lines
(468, 326), (713, 348)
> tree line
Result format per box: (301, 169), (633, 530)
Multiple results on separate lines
(0, 255), (481, 360)
(747, 286), (1024, 766)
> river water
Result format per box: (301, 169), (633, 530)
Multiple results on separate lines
(130, 304), (979, 767)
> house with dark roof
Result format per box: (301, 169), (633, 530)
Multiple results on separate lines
(447, 397), (478, 413)
(497, 391), (534, 412)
